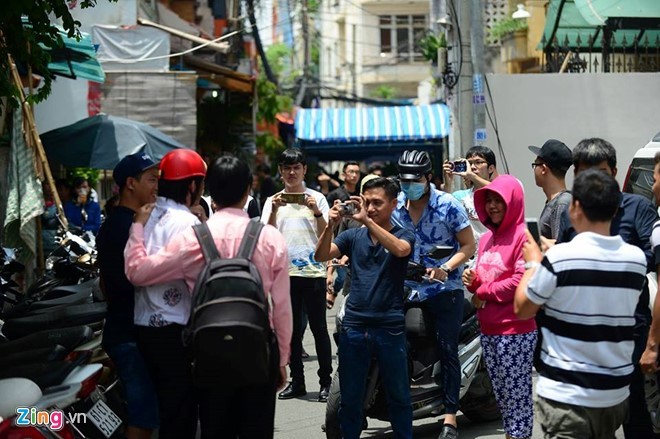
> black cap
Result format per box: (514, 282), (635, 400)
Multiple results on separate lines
(113, 153), (158, 188)
(528, 139), (573, 171)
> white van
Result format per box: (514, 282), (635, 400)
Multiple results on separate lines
(623, 131), (660, 201)
(623, 132), (660, 312)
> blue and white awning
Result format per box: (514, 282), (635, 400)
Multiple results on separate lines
(295, 104), (450, 145)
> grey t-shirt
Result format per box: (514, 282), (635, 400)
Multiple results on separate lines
(539, 191), (572, 240)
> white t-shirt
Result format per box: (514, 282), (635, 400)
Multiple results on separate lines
(261, 188), (329, 278)
(133, 197), (199, 327)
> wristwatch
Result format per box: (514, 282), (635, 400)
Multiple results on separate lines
(440, 264), (452, 274)
(524, 261), (540, 270)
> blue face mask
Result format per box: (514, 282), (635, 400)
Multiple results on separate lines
(401, 182), (427, 201)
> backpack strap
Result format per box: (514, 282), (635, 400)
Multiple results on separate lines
(193, 223), (221, 263)
(237, 220), (264, 261)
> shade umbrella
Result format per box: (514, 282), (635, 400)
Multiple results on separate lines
(40, 114), (188, 169)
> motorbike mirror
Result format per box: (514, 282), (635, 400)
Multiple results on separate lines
(425, 246), (454, 260)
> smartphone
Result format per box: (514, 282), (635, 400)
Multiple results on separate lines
(280, 193), (306, 204)
(526, 218), (541, 244)
(451, 160), (468, 173)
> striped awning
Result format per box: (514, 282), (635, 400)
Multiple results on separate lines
(295, 104), (450, 145)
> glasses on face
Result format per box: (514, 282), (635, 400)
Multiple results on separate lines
(531, 162), (545, 169)
(467, 159), (488, 166)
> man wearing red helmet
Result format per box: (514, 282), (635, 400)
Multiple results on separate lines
(133, 148), (207, 439)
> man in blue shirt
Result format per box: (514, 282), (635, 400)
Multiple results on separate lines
(556, 138), (659, 439)
(315, 177), (415, 439)
(392, 150), (475, 439)
(97, 153), (160, 439)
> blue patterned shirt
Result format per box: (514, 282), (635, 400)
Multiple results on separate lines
(392, 186), (471, 299)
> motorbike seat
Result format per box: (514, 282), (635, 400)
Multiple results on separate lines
(3, 289), (93, 319)
(0, 345), (69, 369)
(2, 303), (107, 340)
(45, 278), (99, 297)
(462, 298), (476, 322)
(0, 378), (42, 419)
(0, 360), (79, 389)
(0, 326), (94, 355)
(405, 306), (434, 337)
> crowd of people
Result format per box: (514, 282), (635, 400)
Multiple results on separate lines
(42, 136), (660, 439)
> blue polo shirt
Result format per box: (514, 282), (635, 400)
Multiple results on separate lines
(97, 206), (138, 346)
(334, 225), (415, 330)
(392, 186), (471, 300)
(557, 192), (658, 327)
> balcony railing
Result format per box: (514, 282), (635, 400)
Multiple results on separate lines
(541, 33), (660, 73)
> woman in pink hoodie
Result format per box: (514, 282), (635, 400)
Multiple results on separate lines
(462, 175), (537, 439)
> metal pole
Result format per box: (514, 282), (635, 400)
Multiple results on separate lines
(470, 0), (486, 146)
(352, 24), (357, 98)
(456, 0), (473, 157)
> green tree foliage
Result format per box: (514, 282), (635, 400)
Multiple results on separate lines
(68, 167), (100, 186)
(371, 85), (397, 100)
(419, 32), (447, 64)
(0, 0), (116, 111)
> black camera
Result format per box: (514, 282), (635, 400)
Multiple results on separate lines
(449, 160), (468, 173)
(338, 202), (356, 216)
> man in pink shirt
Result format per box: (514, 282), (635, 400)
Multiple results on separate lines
(124, 155), (292, 439)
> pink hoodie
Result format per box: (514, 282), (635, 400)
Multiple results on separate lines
(467, 175), (536, 336)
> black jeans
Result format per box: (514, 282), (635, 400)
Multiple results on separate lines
(425, 289), (464, 414)
(289, 276), (333, 387)
(197, 341), (280, 439)
(137, 324), (198, 439)
(623, 323), (660, 438)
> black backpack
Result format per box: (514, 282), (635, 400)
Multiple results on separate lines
(183, 220), (276, 389)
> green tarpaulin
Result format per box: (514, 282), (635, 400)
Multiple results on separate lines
(540, 0), (660, 50)
(47, 29), (105, 83)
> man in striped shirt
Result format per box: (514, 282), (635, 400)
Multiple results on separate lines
(514, 169), (647, 438)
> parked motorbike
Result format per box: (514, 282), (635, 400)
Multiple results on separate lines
(0, 237), (125, 438)
(324, 246), (500, 438)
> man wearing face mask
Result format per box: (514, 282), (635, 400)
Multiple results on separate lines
(392, 150), (475, 439)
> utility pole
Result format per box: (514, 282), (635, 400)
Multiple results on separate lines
(470, 0), (487, 146)
(352, 24), (357, 98)
(455, 0), (473, 158)
(296, 0), (311, 106)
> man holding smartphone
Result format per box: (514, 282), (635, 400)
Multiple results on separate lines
(261, 148), (333, 402)
(443, 146), (500, 251)
(315, 177), (416, 438)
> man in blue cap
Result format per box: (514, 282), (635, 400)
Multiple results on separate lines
(97, 153), (160, 439)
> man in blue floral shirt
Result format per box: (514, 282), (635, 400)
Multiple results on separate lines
(392, 150), (475, 439)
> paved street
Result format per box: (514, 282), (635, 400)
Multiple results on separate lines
(274, 303), (625, 439)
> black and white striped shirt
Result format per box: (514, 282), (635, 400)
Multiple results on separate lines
(526, 232), (646, 408)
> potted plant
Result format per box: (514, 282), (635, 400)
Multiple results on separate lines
(490, 17), (528, 62)
(419, 32), (447, 65)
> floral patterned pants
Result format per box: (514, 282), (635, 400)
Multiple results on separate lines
(481, 331), (537, 439)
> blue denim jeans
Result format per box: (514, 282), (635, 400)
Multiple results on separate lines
(103, 341), (159, 429)
(338, 326), (412, 439)
(425, 289), (464, 414)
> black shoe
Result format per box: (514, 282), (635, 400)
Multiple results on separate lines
(318, 386), (330, 402)
(278, 382), (307, 400)
(302, 349), (310, 359)
(438, 424), (458, 439)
